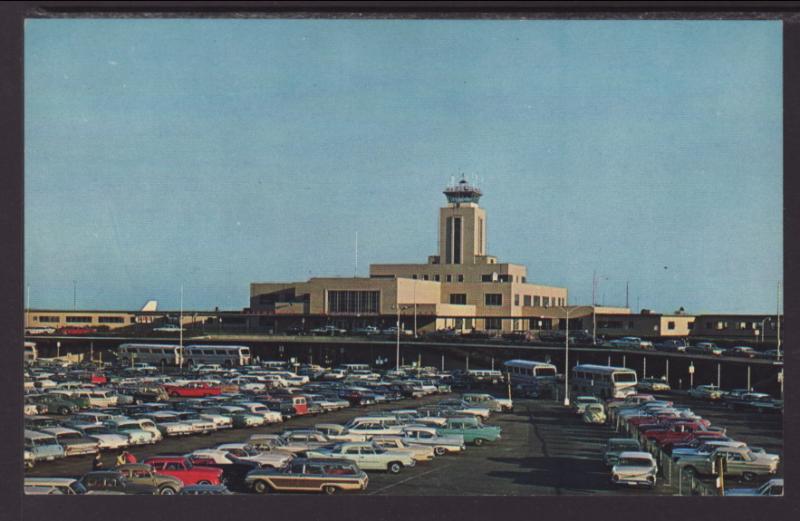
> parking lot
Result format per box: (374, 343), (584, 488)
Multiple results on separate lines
(27, 383), (782, 496)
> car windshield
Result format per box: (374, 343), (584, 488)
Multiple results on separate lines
(613, 373), (636, 383)
(618, 457), (652, 467)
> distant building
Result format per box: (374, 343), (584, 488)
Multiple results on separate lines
(250, 179), (573, 334)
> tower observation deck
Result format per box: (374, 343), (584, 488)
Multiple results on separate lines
(443, 178), (482, 205)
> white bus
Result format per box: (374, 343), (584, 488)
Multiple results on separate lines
(184, 345), (251, 367)
(118, 343), (183, 366)
(504, 359), (557, 394)
(24, 342), (38, 364)
(571, 364), (637, 399)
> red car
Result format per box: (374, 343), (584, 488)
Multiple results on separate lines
(644, 421), (724, 446)
(143, 456), (223, 485)
(58, 326), (97, 336)
(162, 382), (222, 398)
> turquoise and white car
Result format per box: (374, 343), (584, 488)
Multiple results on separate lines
(436, 417), (502, 446)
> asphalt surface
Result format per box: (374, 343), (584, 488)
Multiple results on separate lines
(25, 390), (782, 496)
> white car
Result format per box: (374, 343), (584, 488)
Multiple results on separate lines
(400, 425), (465, 456)
(234, 402), (284, 423)
(611, 451), (657, 488)
(688, 385), (724, 400)
(103, 420), (157, 445)
(573, 396), (602, 415)
(726, 478), (783, 497)
(69, 422), (131, 450)
(153, 324), (185, 332)
(314, 424), (369, 443)
(191, 444), (293, 468)
(306, 442), (416, 474)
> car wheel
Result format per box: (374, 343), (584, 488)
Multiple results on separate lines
(742, 472), (757, 482)
(388, 462), (402, 474)
(197, 480), (211, 485)
(684, 466), (697, 478)
(59, 407), (70, 415)
(159, 486), (177, 495)
(473, 438), (485, 447)
(252, 480), (270, 494)
(323, 485), (337, 495)
(434, 447), (446, 456)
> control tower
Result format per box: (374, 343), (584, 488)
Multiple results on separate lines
(439, 178), (486, 264)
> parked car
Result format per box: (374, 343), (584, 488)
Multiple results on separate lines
(310, 325), (347, 336)
(637, 378), (672, 392)
(79, 471), (159, 495)
(68, 423), (131, 450)
(691, 342), (724, 356)
(582, 403), (607, 424)
(352, 326), (380, 336)
(178, 484), (233, 495)
(603, 438), (642, 467)
(728, 346), (757, 358)
(116, 463), (184, 495)
(305, 442), (416, 474)
(611, 452), (657, 488)
(370, 437), (435, 462)
(436, 417), (502, 446)
(688, 384), (724, 400)
(461, 393), (513, 412)
(655, 339), (688, 352)
(245, 458), (368, 495)
(609, 337), (654, 350)
(573, 396), (602, 415)
(313, 423), (369, 443)
(153, 324), (185, 333)
(24, 477), (87, 495)
(675, 447), (780, 481)
(39, 427), (99, 456)
(725, 478), (784, 497)
(143, 456), (224, 485)
(24, 430), (66, 462)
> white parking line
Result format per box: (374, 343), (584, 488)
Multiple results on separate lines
(367, 463), (454, 495)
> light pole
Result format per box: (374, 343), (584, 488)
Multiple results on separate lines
(392, 302), (410, 371)
(557, 304), (593, 407)
(413, 279), (417, 339)
(179, 285), (184, 371)
(591, 272), (608, 345)
(776, 281), (781, 357)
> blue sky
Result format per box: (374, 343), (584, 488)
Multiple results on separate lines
(25, 19), (782, 313)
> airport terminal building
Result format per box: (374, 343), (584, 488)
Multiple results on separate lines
(249, 180), (576, 334)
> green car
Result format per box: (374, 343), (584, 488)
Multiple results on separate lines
(28, 393), (81, 416)
(436, 417), (502, 446)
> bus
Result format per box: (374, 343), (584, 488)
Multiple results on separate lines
(570, 364), (637, 399)
(24, 342), (38, 364)
(118, 343), (183, 367)
(184, 345), (251, 367)
(503, 359), (557, 395)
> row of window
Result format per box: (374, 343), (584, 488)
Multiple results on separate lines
(327, 290), (380, 314)
(35, 315), (130, 324)
(706, 320), (777, 331)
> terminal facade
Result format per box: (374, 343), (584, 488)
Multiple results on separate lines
(250, 180), (579, 334)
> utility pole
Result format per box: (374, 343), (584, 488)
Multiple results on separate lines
(592, 270), (597, 346)
(179, 284), (184, 371)
(625, 281), (629, 309)
(73, 280), (77, 311)
(776, 281), (781, 355)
